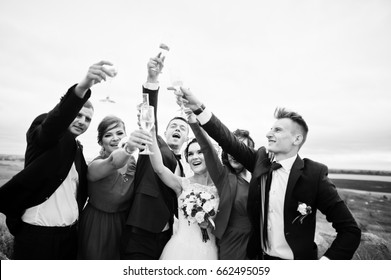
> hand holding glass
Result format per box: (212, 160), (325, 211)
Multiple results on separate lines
(139, 105), (155, 155)
(102, 65), (118, 80)
(153, 43), (170, 73)
(169, 77), (187, 118)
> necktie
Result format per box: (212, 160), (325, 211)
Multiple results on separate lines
(263, 162), (282, 250)
(174, 154), (184, 177)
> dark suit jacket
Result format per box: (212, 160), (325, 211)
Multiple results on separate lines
(201, 113), (361, 260)
(190, 122), (239, 239)
(125, 86), (178, 234)
(191, 122), (251, 259)
(0, 85), (90, 234)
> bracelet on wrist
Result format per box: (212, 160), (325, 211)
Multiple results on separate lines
(123, 143), (133, 155)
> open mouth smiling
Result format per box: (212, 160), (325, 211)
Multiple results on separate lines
(192, 160), (202, 166)
(172, 132), (181, 139)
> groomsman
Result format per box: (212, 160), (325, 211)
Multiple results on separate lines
(0, 61), (115, 259)
(120, 54), (189, 260)
(178, 87), (361, 260)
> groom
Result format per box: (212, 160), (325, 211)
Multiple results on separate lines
(179, 88), (361, 260)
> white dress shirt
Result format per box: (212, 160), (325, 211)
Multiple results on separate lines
(265, 155), (297, 259)
(22, 163), (79, 227)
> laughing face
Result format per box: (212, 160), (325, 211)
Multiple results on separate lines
(68, 106), (94, 137)
(164, 118), (189, 152)
(186, 142), (207, 175)
(100, 123), (126, 157)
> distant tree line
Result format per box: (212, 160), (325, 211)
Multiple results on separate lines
(0, 154), (24, 161)
(0, 154), (390, 175)
(329, 169), (391, 176)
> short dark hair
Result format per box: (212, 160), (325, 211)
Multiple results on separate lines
(97, 115), (125, 144)
(221, 129), (255, 174)
(83, 99), (94, 111)
(274, 107), (309, 146)
(184, 138), (198, 163)
(166, 116), (188, 130)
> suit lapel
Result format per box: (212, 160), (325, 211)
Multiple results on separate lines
(74, 140), (82, 175)
(247, 158), (270, 226)
(284, 156), (304, 220)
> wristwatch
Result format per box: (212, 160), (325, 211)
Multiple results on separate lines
(193, 104), (205, 115)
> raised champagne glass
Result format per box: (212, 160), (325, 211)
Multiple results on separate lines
(100, 64), (118, 103)
(139, 105), (155, 155)
(168, 70), (187, 118)
(142, 93), (149, 106)
(153, 43), (170, 73)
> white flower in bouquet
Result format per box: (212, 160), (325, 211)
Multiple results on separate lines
(185, 203), (194, 216)
(195, 212), (206, 223)
(203, 200), (215, 213)
(200, 192), (212, 200)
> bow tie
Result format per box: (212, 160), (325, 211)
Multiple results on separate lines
(270, 162), (282, 171)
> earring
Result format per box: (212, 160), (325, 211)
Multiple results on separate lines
(99, 147), (105, 157)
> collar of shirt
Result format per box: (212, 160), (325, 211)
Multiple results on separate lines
(143, 82), (159, 90)
(240, 170), (252, 182)
(276, 154), (297, 172)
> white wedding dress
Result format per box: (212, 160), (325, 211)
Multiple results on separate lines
(160, 178), (219, 260)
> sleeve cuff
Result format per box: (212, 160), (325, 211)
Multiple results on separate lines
(143, 82), (159, 90)
(196, 108), (212, 125)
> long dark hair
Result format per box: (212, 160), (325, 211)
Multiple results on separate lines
(221, 129), (254, 174)
(184, 138), (199, 163)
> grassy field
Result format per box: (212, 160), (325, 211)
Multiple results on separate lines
(316, 188), (391, 259)
(0, 159), (390, 259)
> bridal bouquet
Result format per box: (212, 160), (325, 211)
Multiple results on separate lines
(180, 188), (218, 242)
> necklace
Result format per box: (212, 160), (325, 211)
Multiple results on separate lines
(122, 173), (128, 183)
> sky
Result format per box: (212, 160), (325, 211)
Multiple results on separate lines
(0, 0), (390, 171)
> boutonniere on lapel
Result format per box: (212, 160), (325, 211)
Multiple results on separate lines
(292, 202), (312, 224)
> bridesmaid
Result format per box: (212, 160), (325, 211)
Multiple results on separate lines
(78, 116), (136, 259)
(191, 119), (255, 259)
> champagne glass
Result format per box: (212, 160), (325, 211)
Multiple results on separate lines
(142, 93), (149, 106)
(139, 105), (155, 155)
(100, 64), (118, 103)
(103, 64), (118, 80)
(169, 71), (187, 118)
(136, 94), (150, 129)
(153, 43), (170, 73)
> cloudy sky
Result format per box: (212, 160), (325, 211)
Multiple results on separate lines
(0, 0), (390, 171)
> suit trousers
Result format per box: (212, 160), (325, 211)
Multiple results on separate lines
(120, 225), (171, 260)
(13, 221), (78, 260)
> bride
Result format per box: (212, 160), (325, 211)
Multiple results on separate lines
(148, 122), (219, 260)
